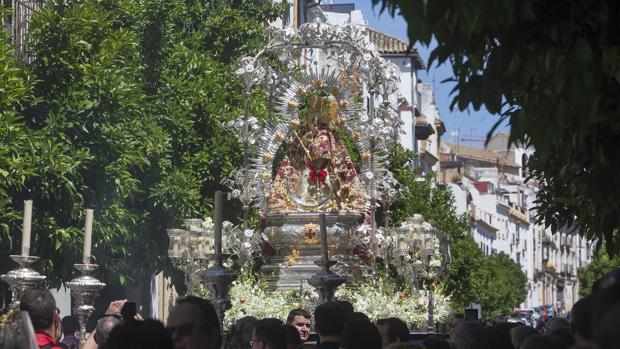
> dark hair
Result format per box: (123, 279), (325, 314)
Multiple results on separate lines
(594, 301), (620, 349)
(107, 319), (173, 349)
(95, 315), (123, 349)
(451, 321), (487, 349)
(336, 300), (354, 315)
(314, 301), (346, 337)
(19, 289), (56, 331)
(223, 316), (256, 349)
(510, 325), (539, 349)
(520, 334), (566, 349)
(549, 328), (575, 347)
(342, 319), (381, 349)
(570, 296), (592, 340)
(286, 324), (301, 347)
(62, 315), (80, 335)
(287, 308), (311, 323)
(484, 325), (512, 349)
(591, 283), (620, 330)
(376, 317), (409, 343)
(422, 335), (451, 349)
(602, 267), (620, 288)
(176, 296), (222, 348)
(347, 312), (370, 323)
(254, 318), (287, 349)
(494, 321), (519, 335)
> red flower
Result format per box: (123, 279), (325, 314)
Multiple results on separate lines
(240, 299), (246, 304)
(306, 162), (327, 183)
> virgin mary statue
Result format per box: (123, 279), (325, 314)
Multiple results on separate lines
(266, 79), (367, 214)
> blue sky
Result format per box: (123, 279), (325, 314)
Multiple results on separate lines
(332, 0), (510, 147)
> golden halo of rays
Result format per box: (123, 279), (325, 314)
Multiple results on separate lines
(240, 23), (401, 211)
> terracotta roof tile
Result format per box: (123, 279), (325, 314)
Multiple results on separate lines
(443, 142), (520, 168)
(368, 28), (425, 69)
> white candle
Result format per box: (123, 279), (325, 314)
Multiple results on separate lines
(21, 200), (33, 256)
(82, 209), (94, 264)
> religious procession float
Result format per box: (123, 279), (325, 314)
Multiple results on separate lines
(168, 20), (453, 329)
(1, 20), (452, 341)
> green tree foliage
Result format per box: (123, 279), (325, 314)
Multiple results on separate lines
(373, 0), (620, 254)
(0, 0), (284, 293)
(478, 252), (527, 321)
(0, 7), (36, 251)
(578, 247), (620, 296)
(388, 145), (526, 319)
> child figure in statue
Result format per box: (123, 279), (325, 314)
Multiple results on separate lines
(266, 80), (367, 214)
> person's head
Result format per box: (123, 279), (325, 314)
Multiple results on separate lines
(167, 296), (221, 349)
(544, 317), (569, 335)
(285, 324), (301, 349)
(484, 325), (512, 349)
(450, 321), (487, 349)
(549, 328), (575, 347)
(342, 319), (381, 349)
(223, 316), (256, 349)
(593, 301), (620, 349)
(61, 315), (79, 336)
(19, 289), (60, 338)
(376, 318), (409, 348)
(314, 301), (346, 339)
(510, 325), (539, 349)
(252, 318), (287, 349)
(591, 283), (620, 330)
(286, 309), (311, 342)
(520, 334), (567, 349)
(601, 267), (620, 289)
(421, 335), (450, 349)
(570, 296), (592, 342)
(95, 315), (123, 349)
(494, 321), (519, 336)
(336, 300), (354, 316)
(107, 319), (173, 349)
(347, 312), (370, 323)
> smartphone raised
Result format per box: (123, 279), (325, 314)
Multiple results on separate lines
(121, 301), (137, 321)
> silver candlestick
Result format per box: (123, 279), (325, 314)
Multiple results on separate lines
(309, 260), (345, 302)
(167, 221), (210, 296)
(201, 252), (237, 330)
(309, 214), (345, 302)
(1, 255), (46, 309)
(66, 263), (105, 344)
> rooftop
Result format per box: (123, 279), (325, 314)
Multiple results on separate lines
(442, 142), (520, 168)
(367, 28), (425, 69)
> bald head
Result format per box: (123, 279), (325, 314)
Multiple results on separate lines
(96, 315), (123, 349)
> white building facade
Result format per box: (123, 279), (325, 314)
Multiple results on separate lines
(440, 133), (591, 313)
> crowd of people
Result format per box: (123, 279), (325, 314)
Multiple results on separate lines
(2, 267), (619, 349)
